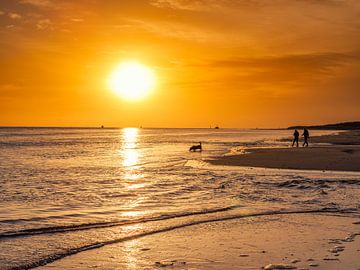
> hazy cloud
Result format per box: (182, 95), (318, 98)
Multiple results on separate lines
(203, 52), (360, 87)
(150, 0), (257, 11)
(212, 52), (356, 70)
(19, 0), (52, 7)
(8, 12), (22, 19)
(150, 0), (351, 11)
(0, 84), (22, 97)
(36, 18), (52, 30)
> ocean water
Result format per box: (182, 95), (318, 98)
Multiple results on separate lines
(0, 127), (359, 269)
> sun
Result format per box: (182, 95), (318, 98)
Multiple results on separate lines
(108, 61), (156, 101)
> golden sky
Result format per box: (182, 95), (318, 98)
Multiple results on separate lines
(1, 0), (360, 128)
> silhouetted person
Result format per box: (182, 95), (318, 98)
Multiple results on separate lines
(302, 128), (310, 147)
(292, 129), (299, 147)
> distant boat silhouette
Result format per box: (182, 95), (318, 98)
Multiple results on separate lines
(101, 125), (104, 129)
(215, 126), (219, 129)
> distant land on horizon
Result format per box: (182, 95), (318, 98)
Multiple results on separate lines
(288, 121), (360, 130)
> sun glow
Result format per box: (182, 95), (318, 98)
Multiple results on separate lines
(108, 61), (156, 101)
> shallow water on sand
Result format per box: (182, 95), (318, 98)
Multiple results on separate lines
(0, 127), (359, 269)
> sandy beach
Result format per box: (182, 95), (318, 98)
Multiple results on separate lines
(209, 146), (360, 172)
(209, 131), (360, 172)
(39, 213), (360, 270)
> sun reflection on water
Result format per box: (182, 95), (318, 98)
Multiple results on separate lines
(120, 128), (143, 181)
(119, 128), (151, 220)
(122, 128), (140, 168)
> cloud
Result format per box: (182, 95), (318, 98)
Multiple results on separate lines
(0, 10), (5, 16)
(200, 52), (360, 87)
(150, 0), (357, 13)
(71, 18), (83, 22)
(150, 0), (211, 11)
(8, 12), (22, 19)
(0, 84), (22, 97)
(36, 18), (53, 30)
(212, 52), (356, 70)
(19, 0), (52, 7)
(150, 0), (254, 11)
(296, 0), (347, 5)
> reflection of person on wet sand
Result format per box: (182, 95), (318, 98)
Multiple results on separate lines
(292, 129), (299, 147)
(302, 128), (310, 147)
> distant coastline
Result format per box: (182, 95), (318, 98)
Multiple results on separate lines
(288, 121), (360, 130)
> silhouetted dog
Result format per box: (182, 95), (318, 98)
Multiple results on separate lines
(189, 142), (202, 152)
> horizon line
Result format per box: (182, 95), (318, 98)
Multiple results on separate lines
(0, 125), (284, 130)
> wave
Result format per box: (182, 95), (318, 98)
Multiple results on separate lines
(0, 205), (240, 239)
(6, 208), (359, 270)
(277, 178), (360, 189)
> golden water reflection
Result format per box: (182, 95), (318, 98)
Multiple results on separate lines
(120, 127), (144, 184)
(122, 128), (139, 168)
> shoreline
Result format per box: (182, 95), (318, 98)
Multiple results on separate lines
(39, 213), (360, 270)
(208, 130), (360, 172)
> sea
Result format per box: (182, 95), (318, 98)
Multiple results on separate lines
(0, 127), (359, 269)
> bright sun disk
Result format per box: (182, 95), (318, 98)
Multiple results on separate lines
(108, 61), (156, 101)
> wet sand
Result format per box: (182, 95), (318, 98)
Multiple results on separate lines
(209, 131), (360, 172)
(209, 146), (360, 172)
(39, 213), (360, 270)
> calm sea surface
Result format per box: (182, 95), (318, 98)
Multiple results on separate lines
(0, 128), (359, 269)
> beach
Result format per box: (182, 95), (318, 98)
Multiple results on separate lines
(1, 128), (360, 270)
(39, 213), (360, 270)
(209, 146), (360, 172)
(209, 131), (360, 172)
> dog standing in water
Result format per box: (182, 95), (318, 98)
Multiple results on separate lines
(189, 142), (202, 152)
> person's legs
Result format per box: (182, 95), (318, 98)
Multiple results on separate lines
(304, 137), (308, 147)
(293, 138), (299, 147)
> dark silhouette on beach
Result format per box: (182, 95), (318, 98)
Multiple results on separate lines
(292, 129), (299, 147)
(302, 128), (310, 147)
(288, 121), (360, 130)
(189, 142), (202, 152)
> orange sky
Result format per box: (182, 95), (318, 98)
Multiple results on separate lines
(0, 0), (360, 128)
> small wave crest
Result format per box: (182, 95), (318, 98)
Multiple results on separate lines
(277, 178), (360, 189)
(0, 205), (240, 239)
